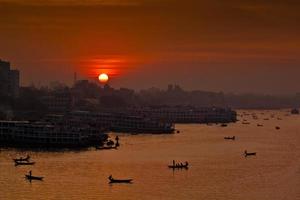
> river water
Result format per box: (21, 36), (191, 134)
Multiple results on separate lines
(0, 110), (299, 200)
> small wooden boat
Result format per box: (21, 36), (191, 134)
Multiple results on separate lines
(25, 175), (43, 181)
(224, 136), (235, 140)
(15, 161), (35, 166)
(244, 151), (256, 157)
(168, 165), (188, 169)
(96, 146), (117, 150)
(108, 175), (132, 184)
(168, 161), (189, 169)
(13, 155), (30, 162)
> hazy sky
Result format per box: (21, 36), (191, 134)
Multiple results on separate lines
(0, 0), (299, 94)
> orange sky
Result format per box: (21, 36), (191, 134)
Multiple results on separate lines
(0, 0), (300, 94)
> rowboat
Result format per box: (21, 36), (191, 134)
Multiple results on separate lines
(168, 164), (189, 169)
(244, 150), (256, 157)
(224, 136), (235, 140)
(108, 175), (132, 184)
(13, 155), (30, 162)
(96, 146), (117, 150)
(15, 161), (35, 166)
(25, 175), (43, 181)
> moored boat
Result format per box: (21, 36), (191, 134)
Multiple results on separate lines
(96, 146), (117, 150)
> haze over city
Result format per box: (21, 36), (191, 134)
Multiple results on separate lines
(1, 0), (300, 94)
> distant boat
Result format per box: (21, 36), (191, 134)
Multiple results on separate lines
(15, 161), (35, 166)
(244, 150), (256, 157)
(291, 108), (299, 114)
(275, 126), (280, 130)
(224, 136), (235, 140)
(263, 118), (269, 120)
(13, 155), (30, 162)
(220, 124), (227, 127)
(108, 175), (132, 184)
(257, 124), (263, 127)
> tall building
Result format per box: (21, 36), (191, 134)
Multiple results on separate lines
(0, 59), (20, 98)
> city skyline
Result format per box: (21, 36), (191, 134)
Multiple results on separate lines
(1, 0), (300, 94)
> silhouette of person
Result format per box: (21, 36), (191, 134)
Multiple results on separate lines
(173, 160), (175, 166)
(29, 170), (32, 177)
(115, 136), (120, 147)
(185, 161), (189, 167)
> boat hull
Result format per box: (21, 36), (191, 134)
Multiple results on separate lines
(168, 165), (188, 169)
(15, 161), (35, 166)
(109, 179), (132, 183)
(25, 175), (43, 181)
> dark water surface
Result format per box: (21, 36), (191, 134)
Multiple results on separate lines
(1, 110), (299, 200)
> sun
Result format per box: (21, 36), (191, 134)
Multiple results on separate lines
(98, 73), (109, 83)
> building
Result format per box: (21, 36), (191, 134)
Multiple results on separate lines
(41, 89), (72, 113)
(0, 59), (20, 98)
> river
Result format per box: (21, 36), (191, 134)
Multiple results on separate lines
(0, 110), (299, 200)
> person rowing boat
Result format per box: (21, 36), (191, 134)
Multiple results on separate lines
(168, 161), (189, 169)
(13, 155), (30, 162)
(25, 171), (43, 181)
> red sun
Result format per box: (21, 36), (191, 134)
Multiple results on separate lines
(98, 73), (109, 83)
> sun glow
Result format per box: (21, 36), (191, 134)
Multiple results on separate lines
(98, 73), (109, 83)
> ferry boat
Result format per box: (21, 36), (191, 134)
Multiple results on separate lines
(0, 120), (107, 148)
(110, 113), (175, 134)
(131, 106), (237, 124)
(69, 111), (175, 134)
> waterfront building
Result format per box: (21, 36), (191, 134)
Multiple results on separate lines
(0, 59), (20, 98)
(41, 89), (72, 113)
